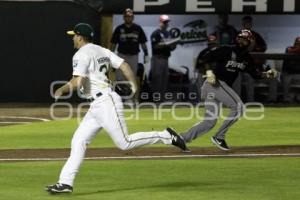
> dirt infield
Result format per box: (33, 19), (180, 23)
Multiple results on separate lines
(1, 105), (300, 161)
(0, 104), (81, 126)
(1, 145), (300, 162)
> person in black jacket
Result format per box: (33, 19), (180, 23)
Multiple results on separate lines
(180, 30), (278, 151)
(242, 16), (267, 53)
(241, 16), (278, 102)
(195, 34), (219, 74)
(212, 14), (238, 46)
(111, 8), (149, 82)
(111, 8), (149, 102)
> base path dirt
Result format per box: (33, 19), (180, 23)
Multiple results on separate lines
(1, 105), (300, 161)
(0, 145), (300, 161)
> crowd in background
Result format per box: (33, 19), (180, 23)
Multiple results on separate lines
(110, 9), (300, 104)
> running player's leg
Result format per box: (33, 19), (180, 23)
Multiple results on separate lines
(99, 92), (172, 150)
(181, 81), (219, 142)
(213, 81), (244, 140)
(58, 111), (102, 186)
(181, 98), (219, 142)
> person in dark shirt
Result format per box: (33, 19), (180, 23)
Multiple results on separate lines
(150, 14), (178, 101)
(195, 34), (219, 74)
(179, 30), (278, 151)
(212, 14), (240, 95)
(242, 16), (267, 53)
(241, 16), (278, 102)
(111, 8), (149, 82)
(282, 36), (300, 102)
(212, 14), (238, 46)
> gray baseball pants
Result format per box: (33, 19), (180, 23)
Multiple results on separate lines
(182, 80), (244, 142)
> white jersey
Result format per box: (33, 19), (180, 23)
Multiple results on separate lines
(72, 43), (124, 98)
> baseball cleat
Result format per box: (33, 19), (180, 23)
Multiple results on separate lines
(211, 136), (230, 151)
(45, 183), (73, 194)
(167, 127), (191, 152)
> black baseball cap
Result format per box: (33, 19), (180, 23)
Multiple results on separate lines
(67, 23), (94, 38)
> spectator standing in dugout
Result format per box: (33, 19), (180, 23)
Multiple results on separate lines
(211, 14), (238, 47)
(111, 8), (149, 101)
(282, 36), (300, 103)
(150, 15), (178, 102)
(241, 15), (278, 102)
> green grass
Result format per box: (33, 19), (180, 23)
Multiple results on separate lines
(0, 107), (299, 200)
(0, 158), (299, 200)
(0, 107), (299, 149)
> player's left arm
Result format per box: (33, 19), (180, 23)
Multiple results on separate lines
(119, 62), (138, 94)
(54, 76), (85, 100)
(262, 68), (278, 79)
(246, 56), (278, 80)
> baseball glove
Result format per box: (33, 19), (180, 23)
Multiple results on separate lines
(115, 83), (133, 97)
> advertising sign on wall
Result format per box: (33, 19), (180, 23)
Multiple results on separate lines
(113, 14), (300, 78)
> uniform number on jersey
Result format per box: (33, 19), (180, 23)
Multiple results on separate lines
(100, 64), (109, 76)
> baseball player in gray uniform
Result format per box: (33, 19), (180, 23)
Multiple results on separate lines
(45, 23), (188, 194)
(181, 29), (278, 151)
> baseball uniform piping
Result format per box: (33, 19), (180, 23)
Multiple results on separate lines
(108, 94), (171, 143)
(215, 83), (242, 135)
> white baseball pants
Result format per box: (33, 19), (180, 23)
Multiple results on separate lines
(58, 91), (172, 186)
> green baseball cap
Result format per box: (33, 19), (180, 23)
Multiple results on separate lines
(67, 23), (94, 38)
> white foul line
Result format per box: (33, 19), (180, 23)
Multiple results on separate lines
(0, 122), (31, 124)
(1, 153), (300, 162)
(0, 116), (50, 124)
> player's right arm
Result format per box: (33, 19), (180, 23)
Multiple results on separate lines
(203, 64), (216, 85)
(54, 76), (85, 100)
(201, 49), (218, 85)
(107, 48), (137, 94)
(54, 51), (89, 100)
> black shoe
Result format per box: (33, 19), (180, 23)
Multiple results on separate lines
(211, 136), (230, 151)
(167, 127), (191, 152)
(45, 183), (73, 194)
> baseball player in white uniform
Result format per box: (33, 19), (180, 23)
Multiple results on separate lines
(45, 23), (189, 194)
